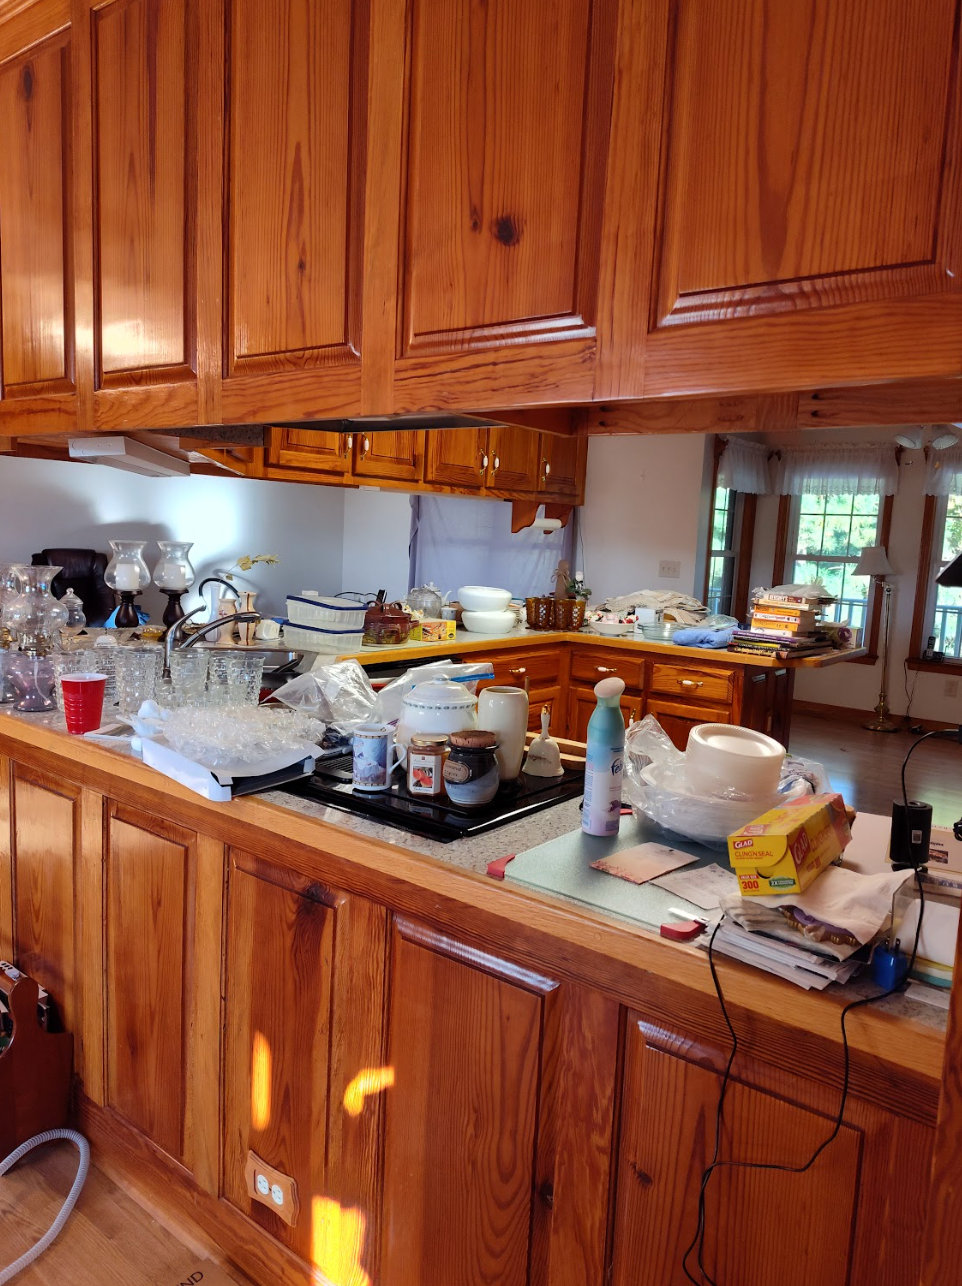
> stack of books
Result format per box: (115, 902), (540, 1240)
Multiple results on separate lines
(728, 590), (832, 660)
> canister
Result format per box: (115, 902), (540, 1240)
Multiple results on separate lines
(406, 733), (449, 797)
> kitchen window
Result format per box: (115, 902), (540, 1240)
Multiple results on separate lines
(786, 492), (883, 637)
(705, 484), (741, 616)
(910, 492), (962, 665)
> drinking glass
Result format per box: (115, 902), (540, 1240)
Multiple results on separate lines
(115, 647), (162, 717)
(208, 654), (264, 707)
(52, 649), (98, 710)
(169, 650), (210, 709)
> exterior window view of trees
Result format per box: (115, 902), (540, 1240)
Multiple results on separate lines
(789, 493), (881, 635)
(928, 494), (962, 658)
(706, 486), (739, 616)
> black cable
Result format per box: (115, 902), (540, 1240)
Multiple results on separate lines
(682, 870), (926, 1286)
(900, 729), (950, 811)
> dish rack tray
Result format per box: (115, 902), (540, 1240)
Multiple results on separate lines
(0, 964), (72, 1155)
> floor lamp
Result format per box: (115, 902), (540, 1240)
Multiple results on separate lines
(856, 544), (898, 732)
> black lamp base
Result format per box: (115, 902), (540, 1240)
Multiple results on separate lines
(161, 590), (186, 628)
(115, 592), (141, 628)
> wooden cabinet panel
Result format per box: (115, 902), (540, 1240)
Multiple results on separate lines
(226, 0), (358, 377)
(223, 850), (387, 1267)
(645, 697), (730, 751)
(655, 0), (960, 329)
(474, 646), (562, 693)
(104, 802), (195, 1162)
(9, 766), (79, 1036)
(352, 428), (422, 482)
(0, 30), (72, 395)
(381, 918), (618, 1286)
(92, 0), (193, 386)
(570, 647), (645, 691)
(650, 662), (734, 705)
(611, 1023), (861, 1286)
(486, 426), (541, 492)
(567, 688), (641, 744)
(539, 433), (586, 500)
(266, 426), (353, 476)
(423, 426), (488, 489)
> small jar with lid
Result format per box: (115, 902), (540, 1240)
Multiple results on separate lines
(406, 733), (449, 798)
(442, 730), (500, 809)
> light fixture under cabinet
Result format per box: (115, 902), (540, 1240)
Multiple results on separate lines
(68, 435), (190, 477)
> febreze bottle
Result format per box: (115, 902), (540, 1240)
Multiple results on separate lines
(581, 676), (627, 836)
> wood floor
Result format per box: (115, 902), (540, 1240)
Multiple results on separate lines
(791, 711), (962, 827)
(0, 1142), (254, 1286)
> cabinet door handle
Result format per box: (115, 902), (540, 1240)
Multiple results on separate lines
(479, 452), (489, 476)
(680, 679), (703, 688)
(508, 666), (527, 676)
(492, 455), (500, 474)
(596, 665), (617, 674)
(342, 433), (353, 459)
(541, 457), (551, 485)
(359, 435), (370, 459)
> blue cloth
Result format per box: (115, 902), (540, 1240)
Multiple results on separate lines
(104, 605), (149, 627)
(672, 626), (736, 649)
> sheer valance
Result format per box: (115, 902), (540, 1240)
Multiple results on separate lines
(924, 444), (962, 496)
(773, 444), (899, 496)
(717, 438), (771, 494)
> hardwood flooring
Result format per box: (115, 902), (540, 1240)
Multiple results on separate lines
(0, 1141), (254, 1286)
(791, 711), (962, 827)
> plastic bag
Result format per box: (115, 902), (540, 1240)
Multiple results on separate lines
(700, 614), (739, 629)
(272, 660), (377, 731)
(373, 660), (495, 726)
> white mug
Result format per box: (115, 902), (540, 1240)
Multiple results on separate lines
(255, 618), (282, 641)
(352, 723), (405, 792)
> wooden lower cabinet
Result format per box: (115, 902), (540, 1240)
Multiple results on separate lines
(645, 696), (731, 750)
(268, 427), (353, 476)
(380, 918), (619, 1286)
(611, 1016), (934, 1286)
(567, 686), (642, 743)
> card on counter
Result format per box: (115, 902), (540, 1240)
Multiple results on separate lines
(590, 843), (697, 886)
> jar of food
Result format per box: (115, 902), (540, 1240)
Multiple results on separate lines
(442, 730), (500, 809)
(406, 733), (449, 797)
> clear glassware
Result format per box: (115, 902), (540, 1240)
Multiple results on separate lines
(59, 589), (87, 641)
(153, 541), (195, 593)
(115, 647), (162, 717)
(2, 565), (69, 655)
(169, 649), (209, 709)
(205, 653), (265, 707)
(104, 540), (151, 628)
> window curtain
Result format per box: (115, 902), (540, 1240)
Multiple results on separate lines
(773, 444), (899, 496)
(410, 494), (573, 599)
(924, 445), (962, 496)
(716, 438), (771, 494)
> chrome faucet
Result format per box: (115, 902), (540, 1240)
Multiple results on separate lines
(162, 605), (261, 678)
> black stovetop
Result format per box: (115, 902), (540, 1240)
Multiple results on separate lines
(279, 752), (584, 842)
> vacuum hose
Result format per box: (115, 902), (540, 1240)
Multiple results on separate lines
(0, 1130), (90, 1283)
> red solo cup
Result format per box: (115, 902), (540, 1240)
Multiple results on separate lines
(60, 673), (108, 734)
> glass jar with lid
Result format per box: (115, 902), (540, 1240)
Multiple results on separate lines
(442, 730), (500, 808)
(406, 733), (449, 797)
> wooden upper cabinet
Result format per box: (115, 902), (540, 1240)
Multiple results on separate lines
(393, 0), (616, 411)
(485, 426), (540, 493)
(0, 23), (73, 406)
(266, 426), (354, 476)
(539, 433), (586, 500)
(352, 428), (422, 483)
(423, 426), (488, 490)
(222, 0), (366, 422)
(639, 0), (962, 395)
(91, 0), (195, 406)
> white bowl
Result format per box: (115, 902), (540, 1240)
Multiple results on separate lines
(458, 585), (512, 612)
(461, 609), (519, 634)
(590, 620), (629, 637)
(686, 724), (785, 798)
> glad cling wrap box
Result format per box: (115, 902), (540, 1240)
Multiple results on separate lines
(727, 793), (852, 896)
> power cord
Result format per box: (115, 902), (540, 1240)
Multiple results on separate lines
(682, 872), (926, 1286)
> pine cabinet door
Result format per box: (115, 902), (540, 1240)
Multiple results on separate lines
(423, 426), (488, 489)
(485, 426), (541, 493)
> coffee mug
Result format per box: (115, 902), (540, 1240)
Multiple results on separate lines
(352, 723), (405, 792)
(255, 618), (282, 641)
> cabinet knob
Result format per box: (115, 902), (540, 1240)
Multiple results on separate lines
(508, 666), (527, 675)
(680, 679), (703, 688)
(596, 665), (617, 674)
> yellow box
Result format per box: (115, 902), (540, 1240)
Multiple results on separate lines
(727, 793), (851, 896)
(407, 619), (456, 643)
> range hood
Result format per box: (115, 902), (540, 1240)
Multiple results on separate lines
(68, 435), (190, 477)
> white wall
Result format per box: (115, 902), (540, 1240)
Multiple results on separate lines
(0, 455), (345, 620)
(340, 489), (413, 600)
(579, 434), (713, 601)
(751, 425), (957, 724)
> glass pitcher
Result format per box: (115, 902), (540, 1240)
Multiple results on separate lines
(2, 565), (69, 656)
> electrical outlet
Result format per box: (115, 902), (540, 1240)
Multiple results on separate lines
(658, 560), (681, 579)
(246, 1151), (299, 1227)
(946, 679), (959, 698)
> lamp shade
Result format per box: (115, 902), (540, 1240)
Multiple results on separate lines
(854, 545), (894, 577)
(937, 551), (962, 587)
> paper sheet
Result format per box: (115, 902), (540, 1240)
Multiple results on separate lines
(590, 842), (696, 886)
(906, 982), (951, 1010)
(651, 862), (738, 910)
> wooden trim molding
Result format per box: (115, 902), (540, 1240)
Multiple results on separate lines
(770, 494), (792, 587)
(910, 493), (940, 663)
(732, 493), (758, 622)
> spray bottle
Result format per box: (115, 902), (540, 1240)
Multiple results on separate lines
(581, 675), (626, 836)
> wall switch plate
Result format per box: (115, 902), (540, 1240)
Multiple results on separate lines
(946, 679), (959, 698)
(658, 560), (681, 579)
(246, 1150), (299, 1227)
